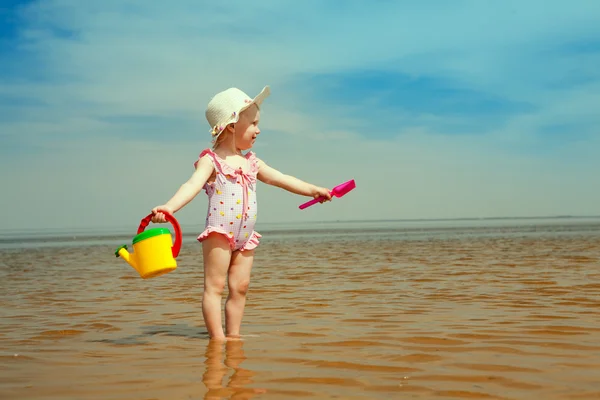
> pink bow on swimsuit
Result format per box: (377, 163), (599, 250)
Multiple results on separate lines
(234, 167), (253, 220)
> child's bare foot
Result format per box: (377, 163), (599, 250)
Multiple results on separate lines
(208, 335), (243, 342)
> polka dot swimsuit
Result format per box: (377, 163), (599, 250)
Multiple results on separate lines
(195, 149), (261, 251)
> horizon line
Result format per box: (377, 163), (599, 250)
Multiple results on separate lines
(2, 214), (600, 233)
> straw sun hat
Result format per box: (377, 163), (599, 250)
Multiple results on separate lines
(205, 85), (270, 142)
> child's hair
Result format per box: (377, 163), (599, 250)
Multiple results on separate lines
(212, 124), (231, 149)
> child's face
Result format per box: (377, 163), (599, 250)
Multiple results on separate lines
(234, 105), (261, 150)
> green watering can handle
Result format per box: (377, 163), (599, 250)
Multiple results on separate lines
(137, 212), (182, 258)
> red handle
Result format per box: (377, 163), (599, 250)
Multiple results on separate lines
(137, 212), (182, 258)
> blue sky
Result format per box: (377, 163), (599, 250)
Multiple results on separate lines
(1, 0), (599, 231)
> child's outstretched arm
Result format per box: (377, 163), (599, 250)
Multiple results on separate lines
(256, 159), (332, 201)
(151, 155), (214, 223)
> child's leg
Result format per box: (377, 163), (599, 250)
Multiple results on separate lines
(202, 233), (232, 340)
(225, 249), (254, 338)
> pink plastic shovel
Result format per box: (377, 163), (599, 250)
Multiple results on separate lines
(299, 179), (356, 210)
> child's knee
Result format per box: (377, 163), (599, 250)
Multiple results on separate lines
(205, 279), (226, 296)
(232, 280), (250, 296)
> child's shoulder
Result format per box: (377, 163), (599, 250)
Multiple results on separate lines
(199, 147), (216, 157)
(244, 150), (258, 160)
(194, 148), (217, 169)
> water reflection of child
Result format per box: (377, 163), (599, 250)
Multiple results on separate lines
(203, 340), (266, 399)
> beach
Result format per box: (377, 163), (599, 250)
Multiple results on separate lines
(1, 218), (599, 399)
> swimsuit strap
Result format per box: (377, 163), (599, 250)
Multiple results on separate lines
(194, 148), (258, 179)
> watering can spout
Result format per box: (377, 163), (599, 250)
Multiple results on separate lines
(115, 245), (139, 273)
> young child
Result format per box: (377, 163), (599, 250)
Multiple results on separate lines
(151, 86), (331, 341)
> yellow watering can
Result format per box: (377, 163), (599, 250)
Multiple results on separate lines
(114, 212), (182, 279)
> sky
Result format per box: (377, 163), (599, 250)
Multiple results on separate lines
(1, 0), (599, 232)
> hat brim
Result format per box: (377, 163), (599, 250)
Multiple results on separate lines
(239, 85), (270, 114)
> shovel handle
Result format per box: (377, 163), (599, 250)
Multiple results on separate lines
(299, 196), (326, 210)
(137, 212), (182, 258)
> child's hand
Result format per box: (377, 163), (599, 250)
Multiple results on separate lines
(313, 186), (332, 203)
(151, 205), (174, 223)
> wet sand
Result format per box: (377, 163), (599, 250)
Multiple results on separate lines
(1, 221), (599, 399)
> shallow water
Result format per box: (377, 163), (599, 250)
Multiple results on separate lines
(1, 220), (600, 399)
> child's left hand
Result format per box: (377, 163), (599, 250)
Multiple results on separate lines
(313, 186), (332, 203)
